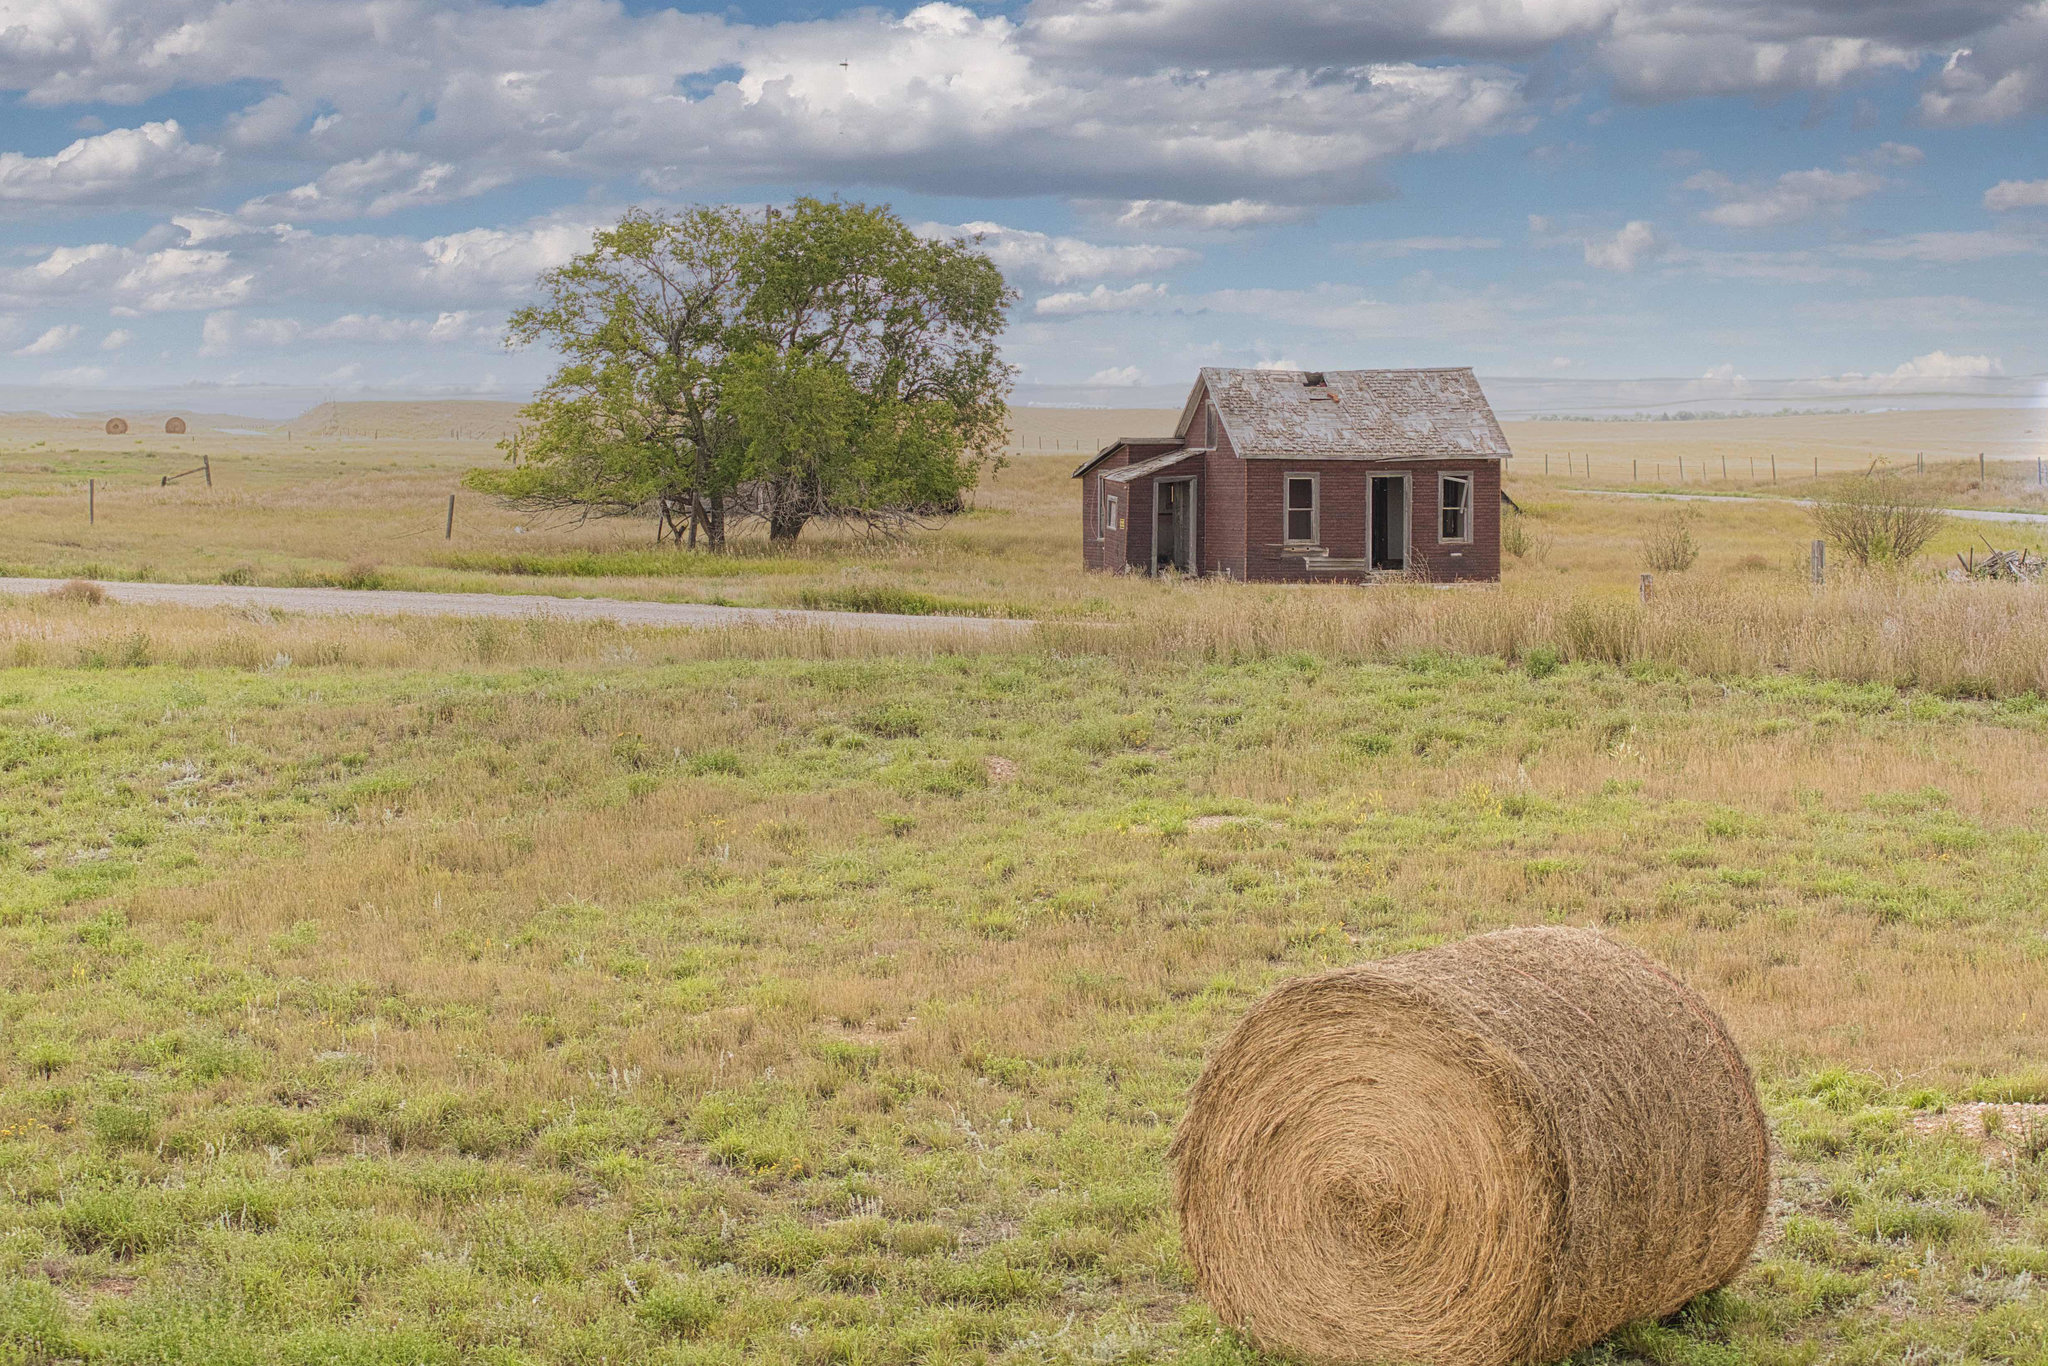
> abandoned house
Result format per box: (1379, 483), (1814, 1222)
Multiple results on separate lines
(1073, 367), (1511, 583)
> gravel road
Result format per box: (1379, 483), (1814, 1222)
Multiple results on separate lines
(0, 577), (1028, 635)
(1566, 489), (2048, 525)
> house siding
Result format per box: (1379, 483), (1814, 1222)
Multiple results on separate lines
(1242, 458), (1499, 583)
(1075, 368), (1507, 585)
(1202, 400), (1249, 578)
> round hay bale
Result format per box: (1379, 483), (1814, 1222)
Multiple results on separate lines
(104, 417), (128, 435)
(1172, 927), (1768, 1366)
(164, 416), (186, 434)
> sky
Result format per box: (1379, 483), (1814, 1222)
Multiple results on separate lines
(1, 0), (2046, 415)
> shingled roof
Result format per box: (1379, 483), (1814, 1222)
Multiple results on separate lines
(1178, 367), (1511, 461)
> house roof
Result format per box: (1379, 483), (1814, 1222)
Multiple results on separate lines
(1102, 448), (1206, 484)
(1177, 367), (1511, 461)
(1070, 436), (1185, 479)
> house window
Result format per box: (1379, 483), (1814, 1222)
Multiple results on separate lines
(1284, 474), (1318, 544)
(1106, 493), (1120, 536)
(1440, 473), (1472, 543)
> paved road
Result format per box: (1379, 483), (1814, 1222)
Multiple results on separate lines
(0, 577), (1028, 635)
(1567, 488), (2048, 525)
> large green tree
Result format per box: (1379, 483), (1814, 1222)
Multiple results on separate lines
(470, 199), (1015, 548)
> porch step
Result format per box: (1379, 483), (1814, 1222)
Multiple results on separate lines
(1300, 556), (1373, 572)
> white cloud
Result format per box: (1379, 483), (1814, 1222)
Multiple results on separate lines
(0, 121), (219, 210)
(1986, 178), (2048, 211)
(928, 222), (1198, 284)
(1584, 220), (1665, 271)
(1035, 282), (1172, 315)
(1027, 0), (1620, 66)
(1920, 9), (2048, 123)
(1854, 141), (1924, 167)
(237, 152), (509, 224)
(0, 1), (1533, 215)
(1346, 235), (1503, 257)
(1086, 365), (1146, 386)
(40, 365), (108, 385)
(13, 323), (82, 356)
(0, 212), (598, 315)
(1840, 229), (2045, 262)
(1686, 167), (1884, 228)
(199, 309), (497, 354)
(1083, 199), (1323, 232)
(1881, 349), (2003, 380)
(99, 328), (132, 350)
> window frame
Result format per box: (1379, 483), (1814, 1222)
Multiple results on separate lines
(1096, 477), (1108, 541)
(1438, 471), (1473, 544)
(1105, 492), (1120, 537)
(1282, 472), (1320, 546)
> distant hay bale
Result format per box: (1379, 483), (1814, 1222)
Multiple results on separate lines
(164, 417), (186, 434)
(1172, 927), (1768, 1366)
(104, 417), (128, 435)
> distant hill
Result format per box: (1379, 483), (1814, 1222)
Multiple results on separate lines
(278, 400), (527, 441)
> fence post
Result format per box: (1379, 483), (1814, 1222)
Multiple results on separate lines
(203, 454), (212, 487)
(1638, 573), (1652, 605)
(1811, 539), (1825, 586)
(89, 478), (95, 524)
(1544, 452), (1550, 475)
(1812, 456), (1818, 479)
(1917, 452), (1924, 474)
(1980, 452), (1986, 481)
(1679, 456), (1685, 481)
(1633, 458), (1638, 482)
(446, 494), (456, 539)
(1721, 454), (1727, 480)
(1771, 454), (1778, 483)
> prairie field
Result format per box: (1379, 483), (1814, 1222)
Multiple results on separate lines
(3, 405), (2048, 1364)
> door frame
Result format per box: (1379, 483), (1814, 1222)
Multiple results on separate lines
(1151, 475), (1198, 575)
(1369, 471), (1412, 572)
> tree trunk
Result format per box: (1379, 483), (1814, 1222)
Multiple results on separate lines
(705, 494), (727, 552)
(768, 508), (808, 543)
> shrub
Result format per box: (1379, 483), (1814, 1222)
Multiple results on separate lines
(48, 579), (106, 605)
(636, 1280), (719, 1338)
(1639, 508), (1700, 573)
(1811, 476), (1949, 567)
(1501, 511), (1545, 562)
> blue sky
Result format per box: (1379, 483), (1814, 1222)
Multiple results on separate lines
(1, 0), (2045, 414)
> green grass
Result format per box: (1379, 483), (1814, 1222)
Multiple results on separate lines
(433, 549), (812, 580)
(2, 643), (2047, 1363)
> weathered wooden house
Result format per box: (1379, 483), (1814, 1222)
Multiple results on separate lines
(1073, 367), (1511, 582)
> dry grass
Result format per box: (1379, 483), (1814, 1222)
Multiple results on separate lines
(4, 407), (2048, 1362)
(6, 407), (2045, 626)
(3, 632), (2048, 1362)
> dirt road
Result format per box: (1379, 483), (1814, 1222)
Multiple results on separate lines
(0, 577), (1028, 635)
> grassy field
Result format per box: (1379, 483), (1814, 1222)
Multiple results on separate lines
(2, 404), (2045, 624)
(4, 404), (2048, 1364)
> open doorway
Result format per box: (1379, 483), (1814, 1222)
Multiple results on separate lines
(1371, 475), (1408, 571)
(1154, 477), (1196, 574)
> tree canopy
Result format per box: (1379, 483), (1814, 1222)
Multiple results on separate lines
(467, 199), (1015, 547)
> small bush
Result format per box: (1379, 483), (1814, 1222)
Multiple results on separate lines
(1811, 476), (1949, 567)
(636, 1280), (719, 1339)
(1523, 645), (1562, 679)
(48, 579), (106, 605)
(1501, 511), (1546, 562)
(857, 705), (926, 739)
(89, 1104), (157, 1151)
(1639, 508), (1701, 573)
